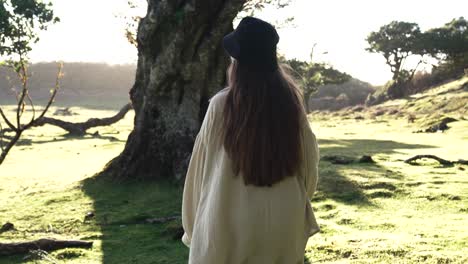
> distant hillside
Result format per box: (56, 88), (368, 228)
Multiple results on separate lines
(377, 76), (468, 120)
(313, 76), (468, 131)
(308, 78), (375, 111)
(0, 62), (136, 109)
(1, 62), (377, 111)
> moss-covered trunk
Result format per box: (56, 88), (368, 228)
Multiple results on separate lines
(102, 0), (246, 180)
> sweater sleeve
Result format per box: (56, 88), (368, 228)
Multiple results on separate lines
(181, 132), (206, 247)
(301, 115), (320, 198)
(181, 94), (218, 247)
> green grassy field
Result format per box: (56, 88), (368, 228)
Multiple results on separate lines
(0, 78), (467, 263)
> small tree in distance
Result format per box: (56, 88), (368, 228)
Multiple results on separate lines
(0, 0), (61, 165)
(424, 17), (468, 78)
(366, 21), (424, 98)
(284, 57), (350, 112)
(366, 18), (467, 102)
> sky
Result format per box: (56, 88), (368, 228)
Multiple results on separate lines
(28, 0), (468, 86)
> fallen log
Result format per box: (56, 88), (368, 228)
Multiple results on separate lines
(404, 155), (467, 166)
(32, 103), (132, 136)
(0, 238), (92, 256)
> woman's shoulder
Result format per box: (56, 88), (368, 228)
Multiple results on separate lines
(210, 87), (229, 102)
(208, 87), (229, 109)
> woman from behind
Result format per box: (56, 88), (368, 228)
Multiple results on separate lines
(182, 16), (320, 264)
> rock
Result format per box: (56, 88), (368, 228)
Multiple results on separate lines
(448, 195), (461, 201)
(0, 222), (14, 233)
(415, 117), (458, 133)
(358, 155), (375, 163)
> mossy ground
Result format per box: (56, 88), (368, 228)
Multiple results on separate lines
(0, 78), (467, 263)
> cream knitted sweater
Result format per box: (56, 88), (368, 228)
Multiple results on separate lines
(182, 89), (320, 264)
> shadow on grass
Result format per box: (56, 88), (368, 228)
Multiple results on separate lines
(76, 138), (436, 263)
(27, 134), (126, 145)
(81, 176), (188, 264)
(318, 139), (436, 156)
(81, 175), (338, 264)
(313, 138), (436, 206)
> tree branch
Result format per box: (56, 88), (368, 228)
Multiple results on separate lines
(404, 155), (467, 166)
(33, 103), (133, 136)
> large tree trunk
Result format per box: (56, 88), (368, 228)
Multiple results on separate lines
(101, 0), (246, 180)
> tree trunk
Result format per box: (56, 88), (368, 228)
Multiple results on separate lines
(100, 0), (246, 180)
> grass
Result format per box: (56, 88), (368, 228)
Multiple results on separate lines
(306, 117), (467, 263)
(1, 77), (467, 263)
(0, 108), (189, 263)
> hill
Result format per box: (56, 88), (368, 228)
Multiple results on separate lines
(308, 78), (375, 111)
(0, 63), (136, 109)
(312, 76), (468, 132)
(1, 62), (377, 111)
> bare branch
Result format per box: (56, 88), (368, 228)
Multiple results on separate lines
(25, 91), (36, 125)
(0, 108), (16, 131)
(23, 62), (63, 131)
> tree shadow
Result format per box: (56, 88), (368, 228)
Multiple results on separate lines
(318, 139), (436, 156)
(77, 138), (437, 263)
(81, 176), (189, 264)
(312, 139), (437, 206)
(27, 134), (126, 145)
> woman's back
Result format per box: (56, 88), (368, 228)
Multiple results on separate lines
(182, 16), (320, 264)
(182, 91), (320, 264)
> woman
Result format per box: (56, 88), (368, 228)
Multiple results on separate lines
(182, 17), (320, 264)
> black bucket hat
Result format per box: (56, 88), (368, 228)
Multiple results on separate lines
(223, 17), (280, 71)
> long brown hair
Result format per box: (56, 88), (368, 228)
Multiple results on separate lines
(221, 60), (306, 187)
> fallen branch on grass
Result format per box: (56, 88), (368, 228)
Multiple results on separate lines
(146, 215), (180, 224)
(404, 155), (468, 166)
(32, 103), (132, 136)
(0, 238), (92, 256)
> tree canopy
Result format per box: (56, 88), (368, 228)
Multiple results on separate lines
(0, 0), (60, 165)
(284, 58), (350, 111)
(366, 21), (423, 83)
(0, 0), (58, 63)
(424, 17), (468, 72)
(366, 18), (467, 100)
